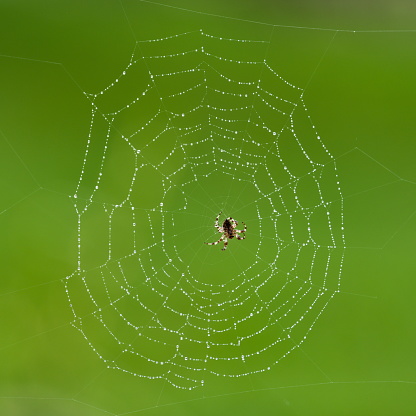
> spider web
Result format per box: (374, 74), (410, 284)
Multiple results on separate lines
(64, 29), (345, 390)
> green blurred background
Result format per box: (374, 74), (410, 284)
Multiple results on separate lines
(1, 0), (416, 415)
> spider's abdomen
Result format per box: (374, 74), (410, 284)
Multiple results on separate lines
(223, 219), (234, 238)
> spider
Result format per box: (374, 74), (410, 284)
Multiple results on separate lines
(204, 212), (246, 251)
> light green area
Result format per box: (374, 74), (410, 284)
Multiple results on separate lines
(1, 1), (416, 415)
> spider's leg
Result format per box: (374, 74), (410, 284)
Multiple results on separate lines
(221, 237), (228, 251)
(204, 235), (224, 246)
(230, 218), (238, 228)
(236, 234), (246, 240)
(235, 221), (246, 234)
(215, 212), (222, 230)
